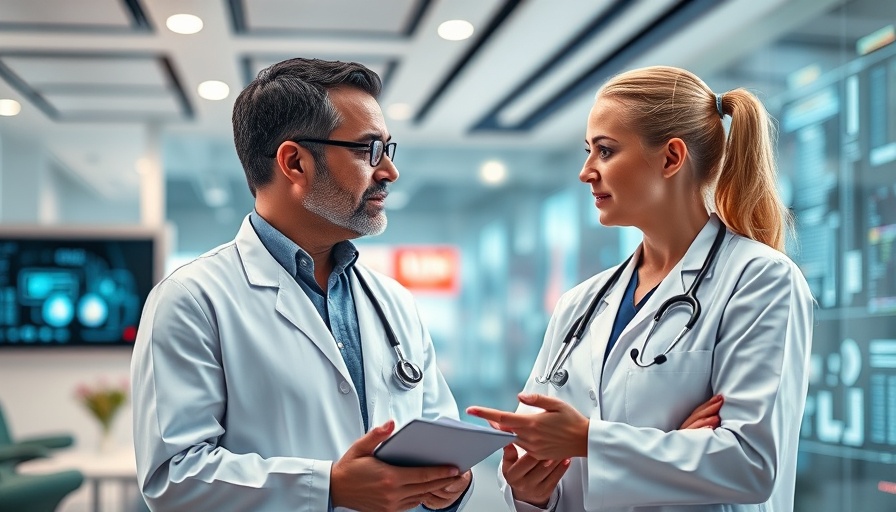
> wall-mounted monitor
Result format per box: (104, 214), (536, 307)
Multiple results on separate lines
(0, 227), (162, 348)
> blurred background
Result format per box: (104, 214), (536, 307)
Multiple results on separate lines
(0, 0), (894, 510)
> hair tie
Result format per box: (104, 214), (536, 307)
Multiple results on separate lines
(715, 93), (724, 118)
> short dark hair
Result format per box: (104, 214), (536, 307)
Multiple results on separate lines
(232, 58), (382, 196)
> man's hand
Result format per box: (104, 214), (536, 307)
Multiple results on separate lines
(331, 421), (462, 512)
(421, 469), (471, 510)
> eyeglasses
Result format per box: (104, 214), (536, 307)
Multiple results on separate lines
(293, 138), (397, 166)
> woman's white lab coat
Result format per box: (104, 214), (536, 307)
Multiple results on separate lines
(501, 215), (814, 512)
(131, 216), (469, 512)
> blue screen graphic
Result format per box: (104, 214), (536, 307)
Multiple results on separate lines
(0, 237), (155, 347)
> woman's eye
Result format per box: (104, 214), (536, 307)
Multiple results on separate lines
(598, 146), (611, 158)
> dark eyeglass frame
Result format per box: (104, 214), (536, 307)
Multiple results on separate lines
(290, 138), (397, 166)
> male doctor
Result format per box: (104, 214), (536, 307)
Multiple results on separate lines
(131, 58), (472, 511)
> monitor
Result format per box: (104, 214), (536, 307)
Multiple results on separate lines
(0, 227), (162, 348)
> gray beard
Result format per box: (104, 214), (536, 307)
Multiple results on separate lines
(302, 165), (388, 236)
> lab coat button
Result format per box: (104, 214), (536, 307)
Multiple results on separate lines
(339, 381), (351, 394)
(588, 389), (596, 401)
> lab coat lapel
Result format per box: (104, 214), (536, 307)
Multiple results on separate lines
(234, 216), (354, 384)
(587, 256), (638, 404)
(612, 216), (723, 350)
(350, 266), (386, 425)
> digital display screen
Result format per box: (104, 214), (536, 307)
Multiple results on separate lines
(0, 235), (157, 347)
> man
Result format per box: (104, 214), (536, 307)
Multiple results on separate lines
(131, 58), (472, 511)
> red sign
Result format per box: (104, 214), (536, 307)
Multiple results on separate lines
(393, 246), (460, 294)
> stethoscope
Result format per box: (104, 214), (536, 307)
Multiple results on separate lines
(536, 222), (727, 388)
(353, 268), (423, 390)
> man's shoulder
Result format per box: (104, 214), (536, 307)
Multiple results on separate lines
(161, 240), (240, 289)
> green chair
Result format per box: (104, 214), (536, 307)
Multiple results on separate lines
(0, 403), (74, 454)
(0, 444), (84, 512)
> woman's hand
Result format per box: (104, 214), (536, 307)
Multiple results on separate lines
(680, 394), (724, 429)
(467, 393), (589, 460)
(500, 444), (569, 508)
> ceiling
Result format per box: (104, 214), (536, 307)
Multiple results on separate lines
(0, 0), (884, 213)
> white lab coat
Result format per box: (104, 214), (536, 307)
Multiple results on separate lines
(131, 216), (470, 512)
(501, 215), (814, 512)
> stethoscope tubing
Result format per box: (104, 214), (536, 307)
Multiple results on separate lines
(540, 222), (727, 386)
(352, 267), (423, 390)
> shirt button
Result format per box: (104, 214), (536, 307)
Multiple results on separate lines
(588, 389), (596, 401)
(339, 381), (351, 394)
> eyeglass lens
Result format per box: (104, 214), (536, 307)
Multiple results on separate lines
(370, 141), (397, 166)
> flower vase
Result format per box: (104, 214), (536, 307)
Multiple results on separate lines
(97, 425), (114, 455)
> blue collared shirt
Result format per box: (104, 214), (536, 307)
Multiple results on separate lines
(249, 210), (369, 431)
(250, 211), (464, 512)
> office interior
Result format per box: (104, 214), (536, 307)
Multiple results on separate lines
(0, 0), (894, 510)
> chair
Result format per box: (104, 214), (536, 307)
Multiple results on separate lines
(0, 403), (74, 454)
(0, 444), (84, 512)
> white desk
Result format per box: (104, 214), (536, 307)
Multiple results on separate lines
(19, 446), (139, 512)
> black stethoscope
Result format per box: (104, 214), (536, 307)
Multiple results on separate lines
(353, 268), (423, 390)
(536, 222), (727, 388)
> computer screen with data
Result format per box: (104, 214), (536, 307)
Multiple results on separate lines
(0, 231), (159, 348)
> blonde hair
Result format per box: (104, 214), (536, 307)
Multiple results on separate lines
(596, 66), (790, 252)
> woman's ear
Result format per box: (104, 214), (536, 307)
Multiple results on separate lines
(662, 138), (688, 178)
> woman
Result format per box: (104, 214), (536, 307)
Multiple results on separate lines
(468, 66), (814, 511)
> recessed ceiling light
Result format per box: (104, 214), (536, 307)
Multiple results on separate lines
(0, 99), (22, 116)
(438, 20), (474, 41)
(480, 160), (507, 185)
(386, 103), (413, 121)
(166, 14), (203, 35)
(198, 80), (230, 101)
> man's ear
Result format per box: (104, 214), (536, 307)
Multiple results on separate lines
(662, 138), (688, 178)
(274, 141), (313, 187)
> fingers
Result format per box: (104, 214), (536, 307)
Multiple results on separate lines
(541, 458), (571, 488)
(394, 465), (460, 485)
(502, 452), (543, 482)
(403, 475), (464, 496)
(502, 444), (520, 466)
(489, 419), (515, 433)
(517, 393), (566, 412)
(466, 406), (515, 424)
(680, 395), (723, 429)
(345, 420), (394, 457)
(684, 415), (721, 429)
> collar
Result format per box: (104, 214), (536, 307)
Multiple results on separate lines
(249, 210), (358, 281)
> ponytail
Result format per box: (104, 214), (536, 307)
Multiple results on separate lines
(714, 90), (790, 252)
(597, 66), (790, 252)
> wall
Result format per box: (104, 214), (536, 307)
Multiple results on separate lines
(0, 134), (138, 450)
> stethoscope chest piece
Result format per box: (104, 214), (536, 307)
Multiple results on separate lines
(353, 267), (424, 391)
(549, 369), (569, 388)
(393, 352), (423, 390)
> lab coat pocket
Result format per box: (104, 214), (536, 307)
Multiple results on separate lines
(624, 349), (712, 430)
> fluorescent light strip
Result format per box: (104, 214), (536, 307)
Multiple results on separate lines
(497, 0), (679, 126)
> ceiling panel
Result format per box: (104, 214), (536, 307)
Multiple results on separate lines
(0, 0), (131, 27)
(233, 0), (427, 36)
(0, 0), (866, 207)
(0, 0), (149, 32)
(1, 55), (169, 87)
(45, 94), (181, 115)
(0, 53), (191, 121)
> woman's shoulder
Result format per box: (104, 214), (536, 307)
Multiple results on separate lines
(725, 233), (813, 298)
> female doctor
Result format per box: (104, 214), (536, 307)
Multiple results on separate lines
(469, 66), (815, 511)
